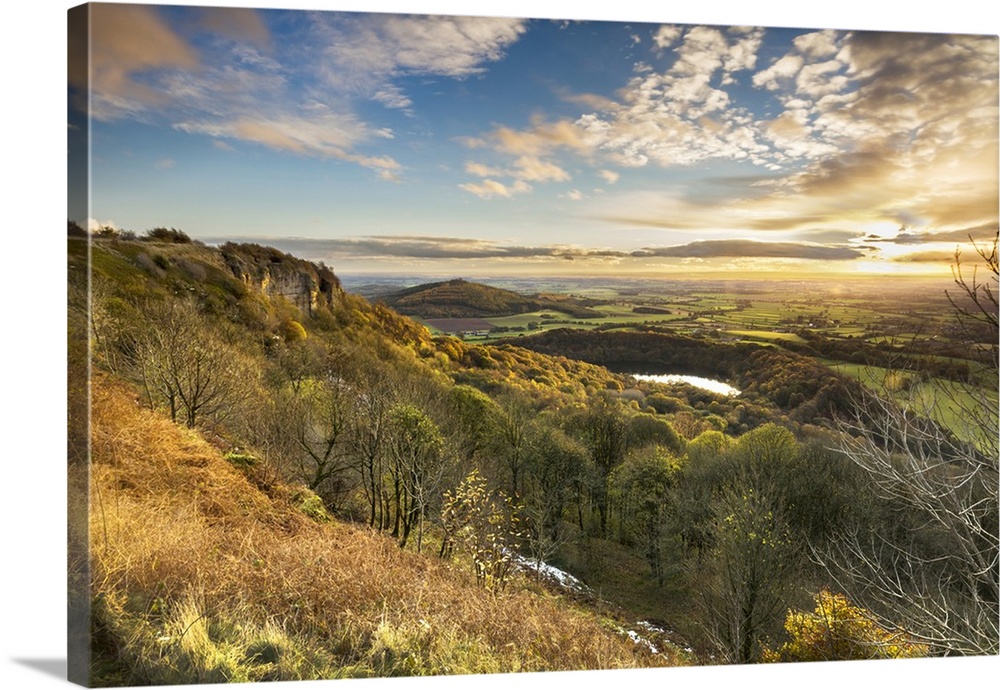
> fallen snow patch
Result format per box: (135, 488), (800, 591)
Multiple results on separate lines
(510, 554), (591, 594)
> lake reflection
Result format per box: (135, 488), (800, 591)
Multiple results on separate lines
(631, 373), (740, 397)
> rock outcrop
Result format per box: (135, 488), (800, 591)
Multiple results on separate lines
(220, 243), (340, 316)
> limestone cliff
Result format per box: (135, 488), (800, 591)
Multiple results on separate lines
(219, 242), (341, 316)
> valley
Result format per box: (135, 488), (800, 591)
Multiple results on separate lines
(69, 231), (999, 685)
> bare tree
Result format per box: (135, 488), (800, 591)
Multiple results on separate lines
(285, 378), (355, 506)
(822, 232), (998, 655)
(133, 300), (253, 428)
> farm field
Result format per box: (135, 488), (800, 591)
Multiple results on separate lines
(397, 276), (969, 358)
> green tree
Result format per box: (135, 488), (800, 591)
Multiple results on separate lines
(571, 399), (630, 537)
(627, 413), (684, 455)
(521, 425), (587, 567)
(672, 430), (734, 559)
(701, 479), (799, 664)
(609, 445), (680, 585)
(387, 404), (444, 550)
(445, 384), (502, 465)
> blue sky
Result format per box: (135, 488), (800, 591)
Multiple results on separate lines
(69, 1), (999, 277)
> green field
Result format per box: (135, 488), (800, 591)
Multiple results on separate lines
(821, 359), (997, 447)
(722, 330), (807, 344)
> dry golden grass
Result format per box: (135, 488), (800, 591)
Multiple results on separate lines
(88, 374), (676, 684)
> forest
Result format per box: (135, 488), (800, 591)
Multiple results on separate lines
(68, 226), (999, 684)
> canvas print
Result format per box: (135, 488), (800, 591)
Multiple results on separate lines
(67, 2), (999, 686)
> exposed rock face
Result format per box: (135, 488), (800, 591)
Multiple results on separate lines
(220, 243), (340, 316)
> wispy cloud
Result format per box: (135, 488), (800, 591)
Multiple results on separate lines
(76, 4), (199, 120)
(862, 223), (1000, 245)
(76, 6), (527, 178)
(458, 179), (531, 199)
(459, 24), (773, 195)
(632, 239), (865, 260)
(204, 234), (864, 263)
(314, 13), (527, 83)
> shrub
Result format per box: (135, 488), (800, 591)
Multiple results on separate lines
(763, 589), (929, 662)
(144, 227), (193, 243)
(223, 450), (258, 470)
(293, 489), (331, 522)
(281, 319), (308, 342)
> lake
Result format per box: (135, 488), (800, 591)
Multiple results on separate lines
(630, 373), (741, 397)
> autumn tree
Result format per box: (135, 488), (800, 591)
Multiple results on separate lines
(441, 470), (524, 594)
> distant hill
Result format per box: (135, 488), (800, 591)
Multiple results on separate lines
(379, 278), (540, 318)
(380, 278), (605, 319)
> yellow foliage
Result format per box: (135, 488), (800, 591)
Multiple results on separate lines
(763, 589), (928, 662)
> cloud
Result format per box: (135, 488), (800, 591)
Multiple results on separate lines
(792, 29), (840, 58)
(465, 161), (506, 177)
(792, 228), (867, 244)
(77, 4), (199, 119)
(752, 54), (804, 90)
(738, 30), (999, 236)
(372, 84), (413, 111)
(512, 156), (571, 182)
(463, 24), (771, 178)
(315, 13), (527, 85)
(459, 124), (578, 196)
(863, 224), (1000, 245)
(489, 118), (595, 157)
(204, 234), (629, 261)
(599, 170), (620, 184)
(176, 113), (401, 175)
(633, 239), (864, 260)
(78, 7), (528, 179)
(458, 179), (531, 199)
(457, 24), (778, 198)
(203, 234), (864, 264)
(458, 154), (569, 200)
(653, 25), (682, 51)
(891, 250), (962, 263)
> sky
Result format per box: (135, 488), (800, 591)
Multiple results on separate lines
(69, 1), (999, 278)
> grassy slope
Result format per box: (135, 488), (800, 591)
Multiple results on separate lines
(87, 374), (678, 685)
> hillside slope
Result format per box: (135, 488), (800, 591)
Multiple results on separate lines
(86, 374), (675, 685)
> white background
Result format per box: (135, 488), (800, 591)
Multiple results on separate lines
(4, 1), (998, 689)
